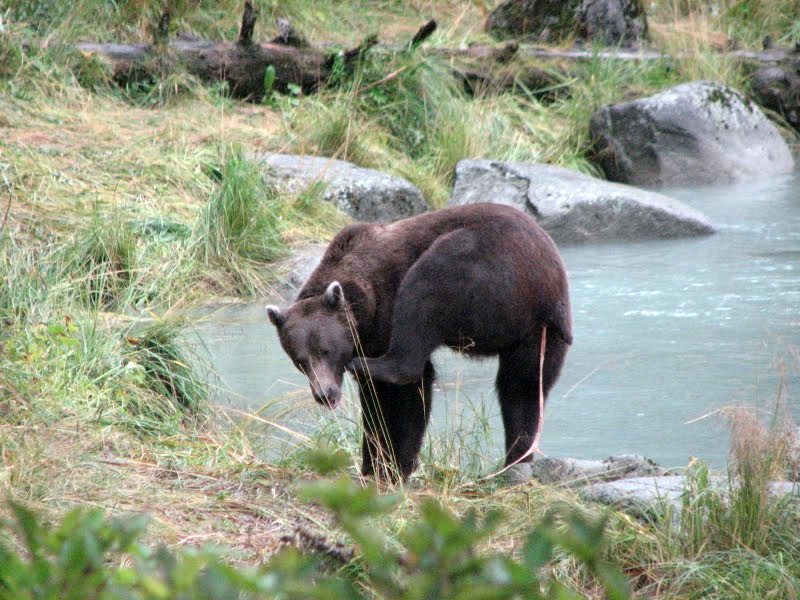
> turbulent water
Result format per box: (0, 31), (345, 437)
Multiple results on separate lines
(193, 174), (800, 469)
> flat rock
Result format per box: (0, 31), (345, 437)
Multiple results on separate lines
(582, 475), (799, 519)
(251, 153), (427, 223)
(530, 454), (662, 485)
(449, 159), (715, 243)
(589, 81), (795, 186)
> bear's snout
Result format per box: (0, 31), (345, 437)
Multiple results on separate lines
(312, 383), (340, 408)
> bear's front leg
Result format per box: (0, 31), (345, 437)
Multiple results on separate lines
(355, 363), (434, 482)
(348, 355), (426, 386)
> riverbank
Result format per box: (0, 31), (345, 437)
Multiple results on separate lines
(2, 0), (800, 596)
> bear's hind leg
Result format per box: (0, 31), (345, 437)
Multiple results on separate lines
(357, 362), (434, 481)
(496, 327), (568, 466)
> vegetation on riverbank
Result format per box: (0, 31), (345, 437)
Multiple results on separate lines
(2, 0), (799, 597)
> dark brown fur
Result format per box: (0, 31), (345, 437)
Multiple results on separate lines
(268, 203), (572, 481)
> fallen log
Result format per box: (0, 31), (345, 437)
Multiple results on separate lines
(435, 44), (800, 66)
(53, 0), (800, 104)
(74, 1), (380, 98)
(78, 38), (330, 96)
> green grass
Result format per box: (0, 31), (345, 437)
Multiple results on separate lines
(63, 207), (138, 309)
(193, 152), (347, 295)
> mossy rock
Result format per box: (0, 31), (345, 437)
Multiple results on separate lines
(486, 0), (581, 42)
(486, 0), (648, 46)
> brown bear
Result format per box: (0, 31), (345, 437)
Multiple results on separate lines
(266, 202), (572, 481)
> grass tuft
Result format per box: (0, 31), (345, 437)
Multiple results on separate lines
(654, 402), (800, 597)
(123, 320), (208, 421)
(63, 208), (137, 309)
(193, 151), (346, 295)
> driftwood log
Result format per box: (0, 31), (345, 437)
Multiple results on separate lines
(63, 0), (800, 103)
(72, 3), (434, 98)
(78, 38), (331, 96)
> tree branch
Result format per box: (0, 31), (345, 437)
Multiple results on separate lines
(237, 0), (257, 48)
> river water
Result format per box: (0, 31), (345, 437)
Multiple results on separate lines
(193, 174), (800, 469)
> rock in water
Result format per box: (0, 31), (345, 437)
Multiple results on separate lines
(449, 159), (715, 243)
(250, 153), (427, 223)
(589, 81), (795, 186)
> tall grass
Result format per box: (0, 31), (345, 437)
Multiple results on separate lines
(648, 0), (800, 48)
(121, 319), (209, 431)
(192, 152), (345, 295)
(652, 403), (800, 597)
(62, 208), (137, 309)
(285, 49), (591, 206)
(195, 154), (285, 265)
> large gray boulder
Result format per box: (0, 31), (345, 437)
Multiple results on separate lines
(485, 0), (647, 45)
(590, 81), (795, 186)
(449, 159), (715, 243)
(251, 153), (427, 223)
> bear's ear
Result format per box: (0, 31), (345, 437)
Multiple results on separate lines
(265, 305), (285, 328)
(324, 281), (345, 309)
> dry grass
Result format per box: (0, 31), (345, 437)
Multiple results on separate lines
(0, 90), (282, 238)
(0, 408), (348, 564)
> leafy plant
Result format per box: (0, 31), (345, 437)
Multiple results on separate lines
(263, 64), (276, 105)
(297, 451), (631, 599)
(0, 502), (265, 600)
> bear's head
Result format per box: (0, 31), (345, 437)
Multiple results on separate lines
(265, 281), (353, 408)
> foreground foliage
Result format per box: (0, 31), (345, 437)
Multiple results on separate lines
(0, 452), (630, 600)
